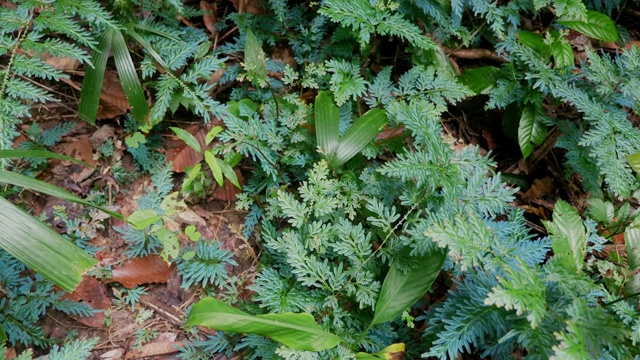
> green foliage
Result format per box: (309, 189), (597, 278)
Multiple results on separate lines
(0, 250), (94, 347)
(178, 240), (237, 289)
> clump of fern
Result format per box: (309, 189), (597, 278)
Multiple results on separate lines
(177, 240), (237, 289)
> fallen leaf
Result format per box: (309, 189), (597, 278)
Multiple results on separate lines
(62, 136), (97, 183)
(200, 1), (217, 35)
(521, 177), (554, 203)
(175, 209), (207, 227)
(124, 340), (183, 359)
(211, 168), (244, 202)
(90, 124), (116, 149)
(65, 275), (110, 327)
(107, 255), (174, 289)
(165, 126), (206, 173)
(101, 348), (125, 359)
(97, 71), (130, 120)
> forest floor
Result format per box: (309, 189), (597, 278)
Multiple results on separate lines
(5, 1), (640, 359)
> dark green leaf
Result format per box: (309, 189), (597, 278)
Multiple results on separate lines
(170, 127), (202, 153)
(518, 103), (547, 159)
(0, 170), (123, 220)
(549, 33), (575, 68)
(0, 325), (5, 344)
(457, 66), (502, 95)
(371, 248), (445, 325)
(112, 29), (148, 124)
(559, 10), (620, 42)
(332, 109), (387, 167)
(0, 197), (96, 292)
(315, 91), (340, 157)
(78, 29), (114, 124)
(186, 297), (343, 351)
(518, 31), (551, 59)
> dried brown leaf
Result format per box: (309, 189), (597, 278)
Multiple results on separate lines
(107, 255), (174, 289)
(65, 275), (110, 327)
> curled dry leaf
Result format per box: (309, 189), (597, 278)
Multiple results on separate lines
(200, 0), (217, 35)
(107, 255), (174, 289)
(65, 275), (110, 327)
(124, 333), (182, 359)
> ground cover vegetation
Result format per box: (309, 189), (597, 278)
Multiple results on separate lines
(1, 0), (640, 358)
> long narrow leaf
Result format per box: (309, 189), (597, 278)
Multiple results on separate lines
(125, 27), (171, 71)
(78, 29), (114, 124)
(0, 171), (123, 220)
(625, 225), (640, 294)
(333, 108), (387, 167)
(371, 248), (445, 325)
(0, 197), (96, 292)
(217, 158), (241, 189)
(315, 91), (340, 157)
(205, 151), (223, 186)
(186, 297), (343, 351)
(0, 149), (94, 168)
(112, 28), (149, 124)
(170, 127), (202, 153)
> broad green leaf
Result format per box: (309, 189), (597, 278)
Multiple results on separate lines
(332, 108), (387, 168)
(586, 199), (614, 223)
(518, 103), (547, 159)
(559, 10), (620, 42)
(518, 30), (550, 59)
(128, 209), (160, 230)
(186, 297), (343, 351)
(217, 157), (241, 189)
(0, 170), (123, 220)
(625, 223), (640, 294)
(205, 126), (224, 145)
(543, 199), (587, 273)
(182, 163), (202, 191)
(0, 149), (93, 168)
(626, 152), (640, 173)
(182, 250), (196, 260)
(0, 197), (96, 292)
(78, 29), (114, 124)
(205, 151), (224, 186)
(170, 127), (202, 153)
(244, 30), (268, 87)
(457, 66), (502, 95)
(112, 28), (148, 124)
(156, 226), (179, 262)
(371, 248), (445, 326)
(315, 91), (340, 157)
(549, 33), (575, 68)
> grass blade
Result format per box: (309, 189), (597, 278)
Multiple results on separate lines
(112, 28), (149, 124)
(333, 108), (387, 167)
(0, 197), (96, 292)
(78, 29), (115, 124)
(315, 91), (340, 157)
(0, 170), (123, 220)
